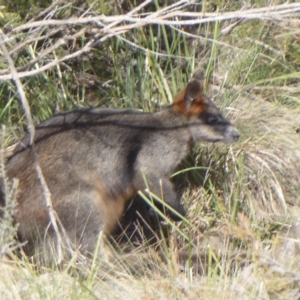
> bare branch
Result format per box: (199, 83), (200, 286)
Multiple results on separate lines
(0, 40), (93, 80)
(11, 3), (300, 32)
(0, 28), (65, 265)
(0, 27), (63, 67)
(0, 29), (35, 143)
(0, 2), (299, 81)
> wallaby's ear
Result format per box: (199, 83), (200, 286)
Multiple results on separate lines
(184, 69), (205, 101)
(173, 69), (207, 116)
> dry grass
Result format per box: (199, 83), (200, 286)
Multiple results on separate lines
(1, 0), (300, 299)
(236, 97), (300, 218)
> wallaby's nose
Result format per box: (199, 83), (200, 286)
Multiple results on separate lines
(233, 130), (240, 141)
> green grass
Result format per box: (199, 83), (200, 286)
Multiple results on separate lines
(1, 0), (300, 299)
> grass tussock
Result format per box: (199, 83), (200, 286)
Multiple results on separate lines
(236, 98), (300, 218)
(0, 0), (300, 299)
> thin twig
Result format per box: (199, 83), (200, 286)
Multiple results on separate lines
(11, 3), (300, 31)
(0, 3), (299, 80)
(0, 27), (63, 67)
(0, 40), (93, 80)
(0, 30), (35, 142)
(28, 0), (69, 22)
(0, 28), (65, 265)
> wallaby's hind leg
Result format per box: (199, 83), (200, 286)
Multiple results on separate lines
(51, 189), (107, 257)
(61, 187), (125, 255)
(23, 187), (119, 258)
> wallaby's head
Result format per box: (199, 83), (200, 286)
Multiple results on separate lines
(173, 69), (240, 144)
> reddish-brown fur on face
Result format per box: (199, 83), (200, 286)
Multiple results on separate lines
(173, 90), (208, 116)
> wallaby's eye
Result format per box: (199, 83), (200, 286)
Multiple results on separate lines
(207, 117), (218, 125)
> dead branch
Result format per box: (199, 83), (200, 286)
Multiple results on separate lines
(0, 2), (299, 81)
(0, 30), (35, 142)
(10, 3), (300, 32)
(0, 27), (63, 66)
(0, 28), (65, 265)
(0, 39), (93, 80)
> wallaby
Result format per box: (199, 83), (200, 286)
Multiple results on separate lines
(1, 69), (240, 257)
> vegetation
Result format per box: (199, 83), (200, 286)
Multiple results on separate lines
(1, 0), (300, 299)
